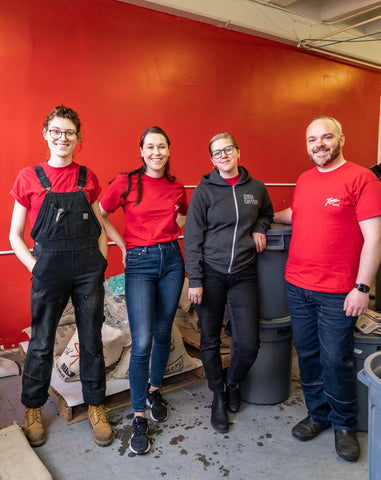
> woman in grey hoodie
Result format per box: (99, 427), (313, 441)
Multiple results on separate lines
(184, 132), (274, 433)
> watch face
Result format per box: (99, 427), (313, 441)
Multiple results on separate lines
(356, 283), (370, 293)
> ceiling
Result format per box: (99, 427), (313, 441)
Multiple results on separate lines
(266, 0), (381, 43)
(266, 0), (381, 27)
(117, 0), (381, 68)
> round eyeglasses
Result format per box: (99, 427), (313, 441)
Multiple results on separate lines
(48, 129), (78, 141)
(211, 145), (236, 160)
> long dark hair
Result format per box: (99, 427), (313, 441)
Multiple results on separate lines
(120, 126), (175, 205)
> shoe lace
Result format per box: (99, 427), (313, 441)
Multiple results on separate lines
(150, 389), (165, 407)
(133, 418), (147, 436)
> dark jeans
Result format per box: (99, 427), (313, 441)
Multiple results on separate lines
(125, 241), (185, 412)
(287, 282), (357, 430)
(22, 246), (107, 408)
(196, 262), (260, 393)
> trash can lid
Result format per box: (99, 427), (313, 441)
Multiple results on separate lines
(266, 223), (292, 236)
(354, 329), (381, 343)
(361, 351), (381, 388)
(260, 316), (291, 328)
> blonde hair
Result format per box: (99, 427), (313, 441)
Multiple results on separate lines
(209, 132), (239, 155)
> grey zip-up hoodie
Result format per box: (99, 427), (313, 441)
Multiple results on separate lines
(184, 166), (274, 288)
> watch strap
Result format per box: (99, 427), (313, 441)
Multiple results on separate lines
(355, 283), (370, 293)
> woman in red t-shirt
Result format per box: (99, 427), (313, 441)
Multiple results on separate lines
(100, 126), (187, 455)
(9, 105), (112, 448)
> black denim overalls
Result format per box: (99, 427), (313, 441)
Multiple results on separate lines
(22, 165), (107, 408)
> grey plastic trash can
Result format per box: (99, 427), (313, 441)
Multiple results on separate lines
(358, 351), (381, 480)
(376, 265), (381, 312)
(256, 223), (292, 319)
(240, 316), (292, 405)
(353, 331), (381, 432)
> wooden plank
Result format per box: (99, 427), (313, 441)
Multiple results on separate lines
(48, 366), (205, 425)
(178, 325), (230, 351)
(18, 342), (27, 360)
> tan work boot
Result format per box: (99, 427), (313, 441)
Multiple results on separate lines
(88, 404), (113, 446)
(22, 407), (46, 447)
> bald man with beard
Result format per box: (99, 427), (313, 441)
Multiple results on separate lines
(275, 116), (381, 462)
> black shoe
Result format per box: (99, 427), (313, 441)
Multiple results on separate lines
(129, 417), (151, 454)
(292, 416), (330, 441)
(146, 387), (168, 422)
(211, 392), (229, 433)
(226, 385), (240, 413)
(334, 429), (360, 462)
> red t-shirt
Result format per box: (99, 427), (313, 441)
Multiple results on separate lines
(100, 173), (188, 249)
(10, 161), (101, 227)
(224, 173), (240, 186)
(286, 161), (381, 293)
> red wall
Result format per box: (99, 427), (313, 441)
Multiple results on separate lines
(0, 0), (380, 348)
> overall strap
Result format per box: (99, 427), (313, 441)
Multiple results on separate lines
(33, 165), (52, 190)
(77, 165), (87, 189)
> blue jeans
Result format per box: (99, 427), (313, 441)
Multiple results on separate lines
(125, 241), (185, 412)
(287, 282), (357, 430)
(196, 262), (260, 392)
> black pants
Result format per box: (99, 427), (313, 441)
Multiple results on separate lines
(22, 245), (107, 408)
(196, 262), (260, 393)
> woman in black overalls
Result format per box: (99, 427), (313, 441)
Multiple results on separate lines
(9, 105), (113, 447)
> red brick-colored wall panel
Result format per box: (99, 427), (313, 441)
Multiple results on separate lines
(0, 0), (379, 347)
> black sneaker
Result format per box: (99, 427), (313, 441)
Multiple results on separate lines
(146, 388), (168, 422)
(129, 417), (150, 454)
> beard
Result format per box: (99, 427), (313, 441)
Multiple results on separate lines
(309, 144), (341, 167)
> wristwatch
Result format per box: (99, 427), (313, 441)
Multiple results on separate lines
(355, 283), (370, 293)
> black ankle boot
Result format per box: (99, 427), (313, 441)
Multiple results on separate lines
(226, 384), (241, 413)
(334, 429), (360, 462)
(211, 392), (229, 433)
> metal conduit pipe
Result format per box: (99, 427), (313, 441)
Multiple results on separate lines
(300, 14), (381, 47)
(1, 183), (295, 255)
(250, 0), (381, 26)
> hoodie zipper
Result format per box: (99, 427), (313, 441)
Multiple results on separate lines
(228, 185), (239, 273)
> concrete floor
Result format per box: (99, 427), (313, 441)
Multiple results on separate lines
(0, 350), (368, 480)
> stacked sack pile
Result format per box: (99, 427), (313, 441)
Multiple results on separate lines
(30, 274), (203, 384)
(174, 278), (231, 369)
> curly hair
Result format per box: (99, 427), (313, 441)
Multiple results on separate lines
(43, 104), (81, 133)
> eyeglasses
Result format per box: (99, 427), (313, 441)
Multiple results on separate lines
(48, 129), (78, 141)
(211, 145), (236, 160)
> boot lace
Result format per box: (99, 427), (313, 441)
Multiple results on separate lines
(26, 408), (42, 425)
(89, 404), (109, 425)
